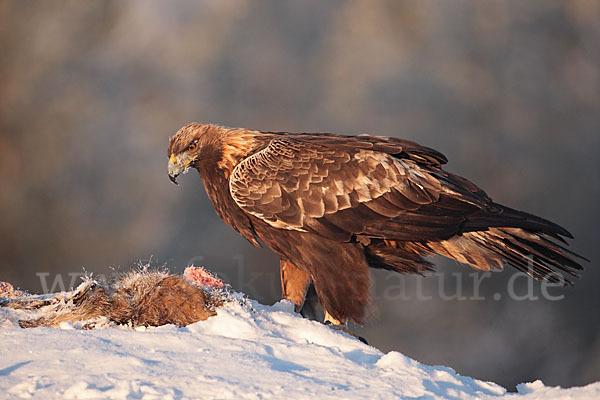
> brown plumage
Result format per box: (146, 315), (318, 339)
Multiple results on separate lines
(168, 123), (586, 324)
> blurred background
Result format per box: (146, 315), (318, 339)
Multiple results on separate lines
(1, 0), (599, 390)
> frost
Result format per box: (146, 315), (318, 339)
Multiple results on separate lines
(1, 293), (598, 399)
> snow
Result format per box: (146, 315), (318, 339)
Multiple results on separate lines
(1, 295), (599, 399)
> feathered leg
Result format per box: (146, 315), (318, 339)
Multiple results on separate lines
(280, 259), (311, 313)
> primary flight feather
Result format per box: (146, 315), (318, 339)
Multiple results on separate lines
(168, 123), (585, 324)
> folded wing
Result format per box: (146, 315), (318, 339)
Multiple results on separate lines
(229, 135), (487, 243)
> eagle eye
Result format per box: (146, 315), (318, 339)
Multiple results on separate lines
(187, 143), (197, 152)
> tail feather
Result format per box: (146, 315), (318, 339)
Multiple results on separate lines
(363, 195), (587, 285)
(365, 228), (586, 286)
(536, 234), (590, 263)
(457, 228), (584, 285)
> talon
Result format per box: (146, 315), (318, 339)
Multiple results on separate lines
(324, 320), (368, 344)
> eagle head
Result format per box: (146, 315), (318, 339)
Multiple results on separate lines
(168, 122), (263, 185)
(167, 123), (210, 185)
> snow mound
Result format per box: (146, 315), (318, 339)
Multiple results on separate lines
(1, 296), (598, 399)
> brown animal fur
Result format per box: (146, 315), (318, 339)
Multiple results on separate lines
(1, 271), (221, 329)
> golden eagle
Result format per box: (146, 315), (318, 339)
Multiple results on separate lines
(168, 123), (584, 324)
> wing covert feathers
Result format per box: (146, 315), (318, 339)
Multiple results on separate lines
(230, 137), (442, 234)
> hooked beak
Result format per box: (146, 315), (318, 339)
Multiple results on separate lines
(169, 172), (179, 185)
(168, 154), (188, 185)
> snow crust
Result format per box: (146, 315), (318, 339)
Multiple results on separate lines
(1, 296), (598, 399)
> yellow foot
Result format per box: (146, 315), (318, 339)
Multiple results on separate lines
(324, 310), (345, 326)
(323, 311), (368, 345)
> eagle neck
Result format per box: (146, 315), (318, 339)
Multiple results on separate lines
(214, 128), (270, 174)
